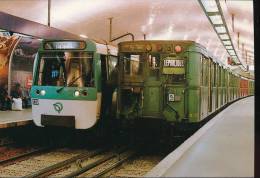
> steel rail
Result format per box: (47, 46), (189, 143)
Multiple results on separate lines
(24, 148), (108, 178)
(63, 147), (129, 178)
(0, 146), (53, 165)
(92, 151), (137, 178)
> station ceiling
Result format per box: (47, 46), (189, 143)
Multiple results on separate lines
(0, 0), (254, 73)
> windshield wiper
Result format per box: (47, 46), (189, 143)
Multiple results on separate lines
(56, 74), (83, 93)
(56, 55), (67, 93)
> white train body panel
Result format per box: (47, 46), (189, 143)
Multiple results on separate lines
(32, 94), (101, 129)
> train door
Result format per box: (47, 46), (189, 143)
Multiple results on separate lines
(200, 55), (208, 119)
(160, 53), (186, 122)
(142, 53), (162, 118)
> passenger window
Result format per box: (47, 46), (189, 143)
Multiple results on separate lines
(148, 54), (160, 68)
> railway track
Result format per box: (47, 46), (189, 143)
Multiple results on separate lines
(0, 143), (51, 166)
(0, 145), (131, 177)
(0, 146), (52, 165)
(0, 147), (87, 177)
(24, 148), (108, 177)
(62, 148), (136, 177)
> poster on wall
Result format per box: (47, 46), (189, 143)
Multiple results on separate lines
(11, 37), (40, 90)
(0, 35), (19, 86)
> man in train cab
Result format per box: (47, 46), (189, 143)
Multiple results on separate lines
(0, 84), (12, 110)
(62, 51), (83, 87)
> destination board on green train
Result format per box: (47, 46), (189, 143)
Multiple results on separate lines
(44, 41), (86, 50)
(164, 59), (184, 67)
(163, 57), (185, 74)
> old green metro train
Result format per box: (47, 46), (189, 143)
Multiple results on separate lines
(117, 40), (254, 128)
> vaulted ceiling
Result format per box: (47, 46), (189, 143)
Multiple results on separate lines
(0, 0), (254, 73)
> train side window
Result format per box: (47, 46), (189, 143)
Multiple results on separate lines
(200, 55), (203, 85)
(213, 64), (216, 87)
(202, 56), (208, 86)
(218, 66), (221, 86)
(148, 54), (160, 79)
(148, 54), (160, 68)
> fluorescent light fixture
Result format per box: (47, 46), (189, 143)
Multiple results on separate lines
(215, 26), (226, 33)
(209, 15), (223, 25)
(79, 34), (88, 38)
(225, 45), (233, 50)
(228, 49), (235, 55)
(201, 0), (218, 12)
(223, 40), (231, 45)
(219, 34), (229, 40)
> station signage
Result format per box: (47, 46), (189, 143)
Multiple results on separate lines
(44, 41), (86, 50)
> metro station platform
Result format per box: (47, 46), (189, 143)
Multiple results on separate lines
(0, 109), (33, 129)
(146, 96), (254, 177)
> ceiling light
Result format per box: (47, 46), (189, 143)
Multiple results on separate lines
(209, 15), (223, 25)
(225, 46), (233, 50)
(223, 40), (231, 45)
(200, 0), (218, 12)
(79, 34), (88, 38)
(215, 26), (226, 33)
(219, 34), (229, 40)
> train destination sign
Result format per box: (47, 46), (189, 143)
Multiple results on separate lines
(44, 41), (86, 50)
(164, 59), (184, 67)
(163, 57), (185, 74)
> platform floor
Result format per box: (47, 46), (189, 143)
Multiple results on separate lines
(0, 109), (32, 128)
(146, 96), (254, 177)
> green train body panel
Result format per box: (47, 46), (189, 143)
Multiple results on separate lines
(117, 40), (254, 124)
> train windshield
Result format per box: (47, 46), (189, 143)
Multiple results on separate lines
(121, 53), (144, 81)
(37, 51), (94, 87)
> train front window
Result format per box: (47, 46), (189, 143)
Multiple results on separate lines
(122, 53), (144, 77)
(37, 52), (94, 87)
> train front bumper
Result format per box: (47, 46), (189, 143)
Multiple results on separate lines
(32, 98), (100, 129)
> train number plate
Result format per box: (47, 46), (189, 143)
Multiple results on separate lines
(32, 99), (39, 105)
(168, 94), (175, 101)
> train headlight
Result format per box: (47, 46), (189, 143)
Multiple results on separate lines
(74, 90), (80, 97)
(40, 90), (46, 96)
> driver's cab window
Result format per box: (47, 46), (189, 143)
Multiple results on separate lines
(37, 52), (94, 87)
(65, 52), (82, 87)
(123, 54), (143, 76)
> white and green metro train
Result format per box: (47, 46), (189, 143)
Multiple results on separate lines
(30, 39), (118, 129)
